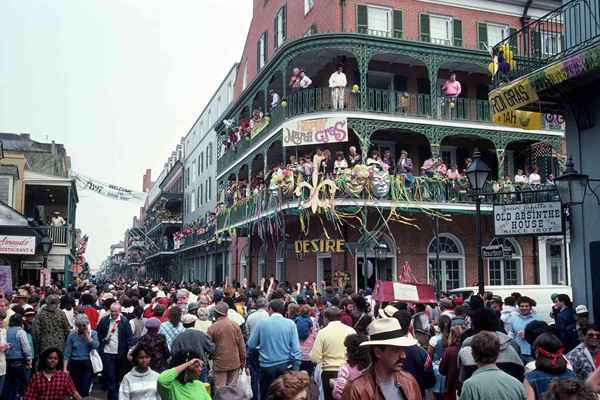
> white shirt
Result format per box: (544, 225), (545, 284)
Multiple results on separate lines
(329, 71), (347, 88)
(529, 173), (542, 185)
(299, 75), (312, 88)
(104, 317), (121, 354)
(515, 174), (528, 184)
(271, 92), (280, 107)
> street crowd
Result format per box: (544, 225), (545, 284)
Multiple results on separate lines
(0, 278), (599, 399)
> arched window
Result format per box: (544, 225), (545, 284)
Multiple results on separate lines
(257, 244), (267, 284)
(276, 243), (286, 282)
(239, 247), (248, 283)
(488, 238), (523, 286)
(428, 234), (465, 292)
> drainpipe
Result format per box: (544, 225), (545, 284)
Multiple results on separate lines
(340, 0), (346, 32)
(521, 0), (533, 55)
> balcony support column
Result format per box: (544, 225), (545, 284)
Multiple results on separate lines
(428, 57), (441, 119)
(357, 46), (371, 111)
(430, 143), (440, 160)
(496, 148), (506, 180)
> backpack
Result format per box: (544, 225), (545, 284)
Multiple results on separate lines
(295, 315), (312, 341)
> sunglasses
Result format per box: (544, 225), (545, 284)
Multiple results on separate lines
(587, 333), (600, 339)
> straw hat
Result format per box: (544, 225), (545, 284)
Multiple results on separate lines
(378, 304), (399, 319)
(361, 318), (418, 348)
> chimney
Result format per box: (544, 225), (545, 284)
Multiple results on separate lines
(142, 169), (152, 192)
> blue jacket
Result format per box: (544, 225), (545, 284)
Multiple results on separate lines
(96, 315), (134, 356)
(555, 307), (579, 352)
(64, 330), (100, 360)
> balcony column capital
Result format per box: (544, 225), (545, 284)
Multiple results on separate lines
(430, 143), (440, 159)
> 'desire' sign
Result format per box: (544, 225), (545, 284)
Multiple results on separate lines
(0, 236), (36, 255)
(493, 202), (563, 236)
(294, 239), (345, 253)
(282, 117), (348, 147)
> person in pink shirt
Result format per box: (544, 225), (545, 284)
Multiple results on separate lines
(441, 73), (462, 98)
(332, 334), (371, 399)
(437, 159), (448, 177)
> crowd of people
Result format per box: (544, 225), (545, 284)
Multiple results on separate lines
(0, 279), (596, 400)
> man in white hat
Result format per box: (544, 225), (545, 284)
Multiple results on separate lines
(342, 318), (422, 400)
(575, 305), (590, 338)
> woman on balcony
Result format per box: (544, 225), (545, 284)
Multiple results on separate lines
(347, 146), (361, 168)
(366, 150), (384, 171)
(333, 151), (348, 175)
(382, 150), (395, 174)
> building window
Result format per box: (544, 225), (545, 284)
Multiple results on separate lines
(356, 5), (402, 38)
(429, 15), (452, 46)
(549, 241), (567, 285)
(317, 252), (333, 286)
(197, 155), (202, 176)
(0, 176), (14, 207)
(274, 6), (287, 49)
(477, 22), (514, 50)
(208, 177), (212, 201)
(242, 62), (248, 90)
(276, 243), (286, 281)
(541, 31), (563, 56)
(200, 153), (204, 173)
(304, 0), (314, 15)
(199, 184), (203, 206)
(257, 32), (267, 70)
(257, 245), (267, 284)
(208, 143), (213, 166)
(420, 14), (462, 47)
(190, 191), (195, 213)
(428, 234), (465, 292)
(191, 160), (196, 182)
(488, 238), (523, 285)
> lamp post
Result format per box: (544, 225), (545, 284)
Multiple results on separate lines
(465, 149), (491, 296)
(39, 235), (53, 290)
(554, 157), (589, 207)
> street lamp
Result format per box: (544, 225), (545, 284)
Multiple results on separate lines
(39, 235), (53, 289)
(465, 148), (491, 296)
(554, 157), (589, 207)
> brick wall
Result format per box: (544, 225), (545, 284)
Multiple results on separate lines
(235, 0), (527, 100)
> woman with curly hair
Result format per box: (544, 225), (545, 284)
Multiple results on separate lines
(267, 371), (311, 400)
(543, 378), (598, 400)
(24, 347), (81, 400)
(332, 334), (371, 399)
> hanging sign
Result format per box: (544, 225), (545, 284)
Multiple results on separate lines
(73, 173), (146, 201)
(294, 239), (345, 253)
(493, 201), (563, 236)
(0, 236), (36, 255)
(482, 245), (513, 259)
(283, 117), (348, 147)
(489, 78), (539, 119)
(493, 110), (542, 130)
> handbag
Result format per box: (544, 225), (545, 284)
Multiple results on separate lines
(90, 349), (103, 374)
(237, 369), (253, 399)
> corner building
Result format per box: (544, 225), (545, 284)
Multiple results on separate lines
(207, 0), (569, 291)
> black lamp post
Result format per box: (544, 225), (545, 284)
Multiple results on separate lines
(465, 149), (491, 296)
(39, 235), (53, 288)
(554, 157), (589, 207)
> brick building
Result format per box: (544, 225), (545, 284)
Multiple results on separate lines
(170, 0), (571, 293)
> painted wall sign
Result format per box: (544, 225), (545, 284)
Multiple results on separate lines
(282, 117), (348, 147)
(294, 239), (345, 253)
(0, 236), (36, 255)
(493, 201), (563, 236)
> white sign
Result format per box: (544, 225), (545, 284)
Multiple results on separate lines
(494, 201), (563, 236)
(282, 117), (348, 147)
(73, 173), (147, 202)
(392, 282), (420, 303)
(0, 236), (36, 255)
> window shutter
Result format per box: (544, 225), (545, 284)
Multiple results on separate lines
(0, 177), (10, 205)
(356, 5), (368, 34)
(273, 12), (279, 48)
(532, 31), (542, 57)
(508, 27), (518, 52)
(264, 33), (268, 64)
(282, 5), (287, 41)
(257, 38), (261, 71)
(453, 19), (463, 47)
(393, 10), (403, 39)
(477, 22), (488, 50)
(420, 14), (430, 42)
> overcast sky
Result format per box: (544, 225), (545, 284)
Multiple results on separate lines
(0, 1), (253, 270)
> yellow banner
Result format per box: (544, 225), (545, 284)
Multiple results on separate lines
(489, 78), (539, 119)
(492, 110), (542, 130)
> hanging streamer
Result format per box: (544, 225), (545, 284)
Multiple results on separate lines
(72, 173), (147, 201)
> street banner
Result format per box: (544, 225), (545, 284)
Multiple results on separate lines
(282, 117), (348, 147)
(0, 236), (35, 255)
(73, 173), (146, 201)
(0, 265), (12, 295)
(492, 110), (542, 130)
(493, 201), (563, 236)
(373, 280), (437, 304)
(489, 78), (539, 119)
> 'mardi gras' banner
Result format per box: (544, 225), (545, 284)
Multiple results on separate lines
(490, 46), (600, 119)
(282, 117), (348, 147)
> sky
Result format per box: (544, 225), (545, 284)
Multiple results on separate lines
(0, 0), (253, 271)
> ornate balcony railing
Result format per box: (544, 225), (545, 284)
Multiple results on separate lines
(492, 0), (600, 86)
(217, 178), (559, 231)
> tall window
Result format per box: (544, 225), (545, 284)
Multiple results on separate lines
(190, 191), (196, 213)
(420, 14), (462, 46)
(541, 32), (563, 56)
(191, 160), (196, 181)
(258, 245), (267, 284)
(488, 238), (523, 285)
(0, 177), (15, 207)
(208, 177), (212, 201)
(304, 0), (314, 15)
(197, 154), (202, 176)
(274, 6), (287, 49)
(477, 22), (515, 50)
(242, 62), (248, 90)
(208, 143), (213, 166)
(428, 234), (465, 292)
(200, 183), (203, 206)
(200, 152), (204, 173)
(356, 5), (402, 38)
(276, 243), (286, 282)
(257, 32), (267, 71)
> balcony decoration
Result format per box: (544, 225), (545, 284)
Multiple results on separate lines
(294, 172), (337, 214)
(351, 84), (360, 94)
(249, 110), (270, 139)
(268, 167), (295, 195)
(490, 43), (516, 77)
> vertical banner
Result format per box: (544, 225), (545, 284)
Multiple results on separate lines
(0, 265), (12, 295)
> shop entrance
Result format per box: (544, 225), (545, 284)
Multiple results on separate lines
(356, 256), (395, 290)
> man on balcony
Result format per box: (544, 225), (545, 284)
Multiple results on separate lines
(329, 65), (347, 110)
(51, 211), (65, 226)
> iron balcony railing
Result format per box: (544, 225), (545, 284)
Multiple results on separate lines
(217, 180), (559, 231)
(219, 87), (560, 170)
(41, 225), (70, 246)
(492, 0), (600, 85)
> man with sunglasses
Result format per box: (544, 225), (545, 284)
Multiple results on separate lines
(566, 323), (600, 380)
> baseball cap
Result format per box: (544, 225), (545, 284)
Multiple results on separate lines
(576, 305), (589, 315)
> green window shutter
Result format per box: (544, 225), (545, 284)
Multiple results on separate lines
(477, 22), (488, 50)
(393, 10), (403, 39)
(453, 19), (463, 47)
(420, 14), (430, 42)
(532, 31), (541, 57)
(257, 37), (261, 70)
(509, 27), (518, 52)
(282, 5), (287, 41)
(264, 33), (268, 63)
(356, 5), (368, 34)
(273, 12), (279, 48)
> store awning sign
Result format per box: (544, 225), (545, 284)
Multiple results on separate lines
(493, 201), (563, 236)
(282, 117), (348, 147)
(294, 239), (345, 253)
(0, 236), (36, 255)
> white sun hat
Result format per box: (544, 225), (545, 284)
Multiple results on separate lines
(378, 304), (400, 319)
(361, 317), (418, 347)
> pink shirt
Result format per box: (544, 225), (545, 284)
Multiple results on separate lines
(442, 80), (462, 97)
(332, 362), (363, 400)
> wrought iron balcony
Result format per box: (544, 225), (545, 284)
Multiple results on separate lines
(492, 0), (600, 86)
